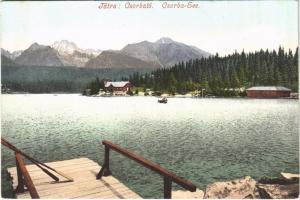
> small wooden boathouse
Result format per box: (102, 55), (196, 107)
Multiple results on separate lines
(246, 86), (291, 98)
(3, 139), (196, 199)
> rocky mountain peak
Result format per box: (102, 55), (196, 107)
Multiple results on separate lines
(155, 37), (174, 44)
(28, 43), (48, 51)
(51, 40), (80, 55)
(1, 48), (23, 60)
(1, 48), (11, 57)
(51, 40), (101, 57)
(122, 37), (210, 67)
(15, 43), (63, 67)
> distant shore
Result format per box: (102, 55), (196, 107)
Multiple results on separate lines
(2, 92), (298, 99)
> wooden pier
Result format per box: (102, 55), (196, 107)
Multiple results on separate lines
(3, 138), (197, 199)
(7, 157), (142, 199)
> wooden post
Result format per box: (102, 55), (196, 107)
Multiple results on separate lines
(96, 145), (112, 179)
(15, 153), (40, 198)
(15, 154), (25, 193)
(103, 145), (112, 176)
(164, 177), (172, 199)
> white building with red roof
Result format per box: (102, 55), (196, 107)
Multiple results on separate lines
(104, 81), (132, 95)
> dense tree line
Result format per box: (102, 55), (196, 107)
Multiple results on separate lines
(129, 47), (298, 96)
(3, 80), (79, 93)
(1, 65), (151, 93)
(82, 77), (105, 95)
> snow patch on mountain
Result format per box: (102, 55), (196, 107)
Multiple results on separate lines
(51, 40), (101, 56)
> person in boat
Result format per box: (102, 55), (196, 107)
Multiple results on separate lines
(158, 97), (167, 103)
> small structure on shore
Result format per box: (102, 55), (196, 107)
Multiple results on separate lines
(246, 86), (291, 98)
(104, 81), (132, 96)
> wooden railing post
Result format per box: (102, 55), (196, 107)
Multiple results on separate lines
(96, 145), (112, 179)
(164, 177), (172, 199)
(15, 153), (40, 198)
(103, 145), (112, 176)
(15, 153), (25, 193)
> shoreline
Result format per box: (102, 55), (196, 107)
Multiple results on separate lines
(2, 93), (298, 99)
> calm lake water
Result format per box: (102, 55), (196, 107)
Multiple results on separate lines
(1, 94), (299, 198)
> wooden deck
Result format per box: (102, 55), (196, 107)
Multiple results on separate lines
(7, 157), (142, 199)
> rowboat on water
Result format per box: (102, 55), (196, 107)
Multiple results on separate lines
(158, 97), (168, 103)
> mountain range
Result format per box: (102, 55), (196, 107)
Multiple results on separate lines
(1, 37), (210, 69)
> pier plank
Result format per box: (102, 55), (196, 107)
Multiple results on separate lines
(11, 168), (108, 188)
(9, 161), (100, 179)
(7, 157), (141, 199)
(7, 157), (91, 172)
(8, 157), (96, 174)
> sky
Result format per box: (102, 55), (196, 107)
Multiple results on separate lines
(0, 1), (298, 56)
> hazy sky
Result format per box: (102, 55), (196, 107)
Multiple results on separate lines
(1, 1), (298, 56)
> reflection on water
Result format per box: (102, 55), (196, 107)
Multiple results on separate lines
(1, 94), (299, 198)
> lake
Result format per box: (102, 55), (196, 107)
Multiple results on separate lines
(1, 94), (299, 198)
